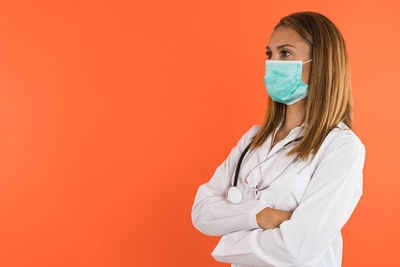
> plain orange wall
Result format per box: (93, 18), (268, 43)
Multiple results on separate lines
(0, 0), (398, 266)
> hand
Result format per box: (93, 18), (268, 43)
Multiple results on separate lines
(256, 207), (293, 230)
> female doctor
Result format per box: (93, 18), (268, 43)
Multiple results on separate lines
(191, 11), (366, 267)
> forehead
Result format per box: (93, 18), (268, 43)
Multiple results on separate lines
(267, 25), (310, 49)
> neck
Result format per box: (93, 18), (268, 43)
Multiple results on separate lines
(281, 98), (306, 132)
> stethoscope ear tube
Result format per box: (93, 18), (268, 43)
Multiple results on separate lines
(226, 141), (253, 204)
(232, 141), (254, 187)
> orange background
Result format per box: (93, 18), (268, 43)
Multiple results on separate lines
(0, 0), (398, 266)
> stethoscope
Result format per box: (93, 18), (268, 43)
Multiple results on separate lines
(226, 136), (303, 204)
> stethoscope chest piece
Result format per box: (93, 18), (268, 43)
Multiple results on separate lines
(226, 186), (242, 204)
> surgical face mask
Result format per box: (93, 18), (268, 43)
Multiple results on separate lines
(264, 59), (313, 105)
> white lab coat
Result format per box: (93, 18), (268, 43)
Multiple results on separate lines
(191, 120), (365, 267)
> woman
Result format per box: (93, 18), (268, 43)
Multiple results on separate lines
(191, 11), (365, 267)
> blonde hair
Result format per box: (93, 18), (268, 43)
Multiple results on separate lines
(250, 11), (353, 161)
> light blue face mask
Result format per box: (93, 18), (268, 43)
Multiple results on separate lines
(264, 59), (313, 105)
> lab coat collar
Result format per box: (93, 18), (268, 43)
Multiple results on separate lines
(264, 119), (308, 160)
(258, 120), (349, 162)
(274, 119), (309, 137)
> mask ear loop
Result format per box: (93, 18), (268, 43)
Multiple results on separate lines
(303, 59), (313, 64)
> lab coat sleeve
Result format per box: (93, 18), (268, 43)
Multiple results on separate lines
(211, 132), (366, 267)
(191, 125), (272, 236)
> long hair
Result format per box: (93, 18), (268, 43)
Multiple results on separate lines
(250, 11), (353, 161)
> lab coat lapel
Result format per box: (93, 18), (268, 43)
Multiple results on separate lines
(259, 120), (308, 162)
(257, 120), (283, 163)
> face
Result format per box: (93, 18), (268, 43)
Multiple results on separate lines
(266, 25), (312, 84)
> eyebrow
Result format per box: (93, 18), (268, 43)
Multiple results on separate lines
(266, 44), (296, 50)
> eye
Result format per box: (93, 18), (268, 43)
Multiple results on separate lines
(280, 50), (291, 58)
(265, 51), (272, 59)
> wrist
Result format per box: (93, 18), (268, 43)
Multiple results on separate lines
(264, 207), (278, 227)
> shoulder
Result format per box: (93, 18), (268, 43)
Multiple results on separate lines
(244, 124), (261, 141)
(236, 124), (261, 149)
(248, 124), (262, 136)
(316, 122), (366, 162)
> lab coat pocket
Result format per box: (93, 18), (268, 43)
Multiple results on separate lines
(258, 171), (312, 211)
(275, 172), (312, 211)
(277, 195), (299, 212)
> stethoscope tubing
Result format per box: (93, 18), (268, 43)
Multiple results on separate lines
(232, 136), (303, 190)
